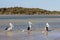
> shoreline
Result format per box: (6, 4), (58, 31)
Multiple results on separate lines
(0, 14), (60, 16)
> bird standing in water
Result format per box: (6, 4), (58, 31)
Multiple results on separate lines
(45, 23), (49, 31)
(27, 21), (32, 31)
(5, 23), (14, 31)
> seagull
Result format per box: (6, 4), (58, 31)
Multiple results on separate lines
(27, 21), (32, 31)
(45, 23), (49, 31)
(5, 23), (14, 31)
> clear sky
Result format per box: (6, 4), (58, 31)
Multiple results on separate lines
(0, 0), (60, 11)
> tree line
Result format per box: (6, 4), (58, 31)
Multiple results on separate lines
(0, 7), (60, 15)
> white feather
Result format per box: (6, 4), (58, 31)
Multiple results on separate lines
(6, 23), (14, 31)
(28, 21), (32, 28)
(46, 23), (49, 27)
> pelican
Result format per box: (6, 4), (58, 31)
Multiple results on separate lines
(27, 21), (32, 31)
(45, 23), (49, 31)
(22, 21), (32, 32)
(5, 23), (14, 31)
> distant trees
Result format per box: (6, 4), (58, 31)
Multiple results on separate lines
(0, 7), (60, 15)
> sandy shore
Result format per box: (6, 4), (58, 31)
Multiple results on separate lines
(0, 28), (60, 40)
(0, 14), (60, 16)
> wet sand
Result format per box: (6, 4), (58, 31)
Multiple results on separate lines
(0, 28), (60, 40)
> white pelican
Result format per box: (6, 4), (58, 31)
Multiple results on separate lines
(45, 23), (49, 31)
(5, 23), (14, 31)
(22, 21), (32, 32)
(27, 21), (32, 31)
(42, 23), (50, 33)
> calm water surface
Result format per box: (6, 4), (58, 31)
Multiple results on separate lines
(0, 15), (60, 40)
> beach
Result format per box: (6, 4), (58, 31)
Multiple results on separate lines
(0, 28), (60, 40)
(0, 15), (60, 40)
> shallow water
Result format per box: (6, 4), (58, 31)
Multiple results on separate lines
(0, 29), (60, 40)
(0, 15), (60, 40)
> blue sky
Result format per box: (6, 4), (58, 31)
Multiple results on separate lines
(0, 0), (60, 11)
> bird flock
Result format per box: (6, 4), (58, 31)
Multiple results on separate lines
(5, 21), (50, 32)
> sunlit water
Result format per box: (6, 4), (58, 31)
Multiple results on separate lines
(0, 15), (60, 40)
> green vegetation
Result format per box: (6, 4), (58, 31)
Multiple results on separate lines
(0, 7), (60, 15)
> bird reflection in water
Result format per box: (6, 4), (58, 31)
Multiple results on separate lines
(44, 31), (48, 40)
(4, 31), (13, 40)
(27, 30), (31, 34)
(5, 31), (13, 37)
(27, 31), (33, 40)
